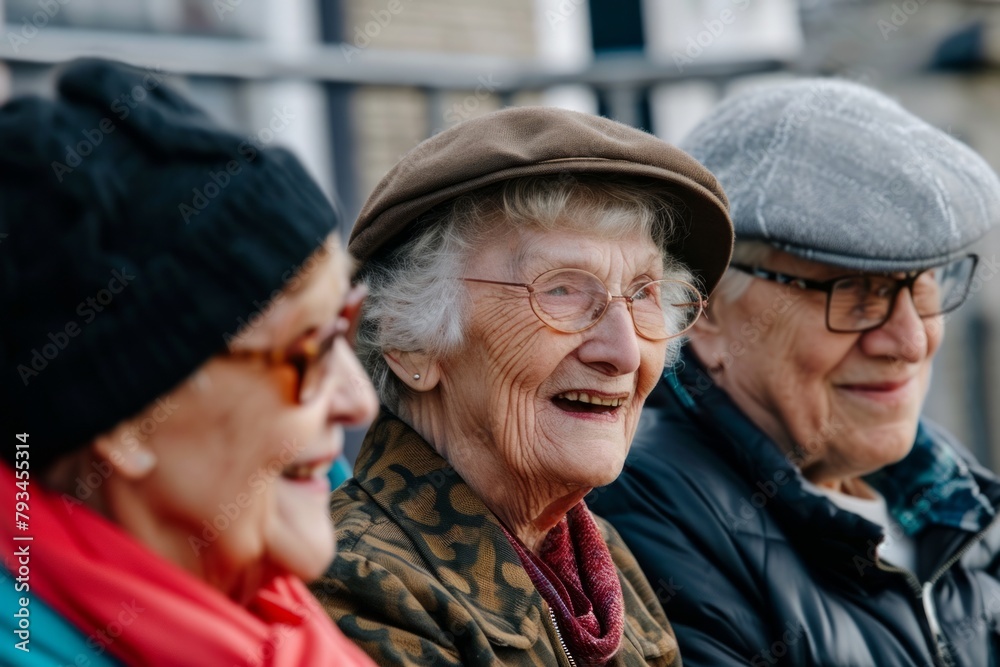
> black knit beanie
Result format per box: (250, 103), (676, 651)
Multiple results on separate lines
(0, 59), (341, 470)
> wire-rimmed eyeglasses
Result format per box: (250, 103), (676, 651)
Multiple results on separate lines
(463, 268), (707, 341)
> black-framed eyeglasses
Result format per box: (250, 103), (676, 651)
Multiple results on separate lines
(463, 268), (707, 341)
(730, 254), (978, 333)
(221, 285), (366, 404)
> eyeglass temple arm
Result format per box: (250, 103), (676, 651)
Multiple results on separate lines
(462, 277), (532, 289)
(730, 264), (827, 291)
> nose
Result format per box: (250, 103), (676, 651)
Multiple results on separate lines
(859, 287), (928, 363)
(325, 338), (379, 428)
(577, 299), (643, 375)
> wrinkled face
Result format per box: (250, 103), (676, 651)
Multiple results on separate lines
(123, 239), (377, 595)
(438, 225), (669, 492)
(694, 251), (942, 483)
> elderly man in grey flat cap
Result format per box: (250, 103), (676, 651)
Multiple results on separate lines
(590, 79), (1000, 667)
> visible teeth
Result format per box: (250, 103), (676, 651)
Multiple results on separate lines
(556, 391), (624, 407)
(283, 463), (317, 479)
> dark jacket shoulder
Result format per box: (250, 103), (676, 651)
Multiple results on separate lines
(591, 352), (1000, 667)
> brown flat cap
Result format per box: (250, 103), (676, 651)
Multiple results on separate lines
(350, 106), (734, 295)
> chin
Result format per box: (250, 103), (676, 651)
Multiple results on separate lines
(274, 542), (336, 583)
(858, 424), (920, 472)
(268, 518), (337, 583)
(577, 459), (628, 490)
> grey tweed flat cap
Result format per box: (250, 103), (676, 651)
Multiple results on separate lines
(681, 78), (1000, 272)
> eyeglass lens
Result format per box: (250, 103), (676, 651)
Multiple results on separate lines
(528, 269), (702, 340)
(826, 256), (976, 332)
(296, 331), (339, 403)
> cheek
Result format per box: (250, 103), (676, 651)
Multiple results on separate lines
(197, 448), (305, 574)
(170, 410), (312, 549)
(636, 341), (668, 399)
(925, 319), (944, 356)
(265, 481), (336, 580)
(768, 317), (846, 381)
(474, 303), (560, 389)
(746, 325), (850, 428)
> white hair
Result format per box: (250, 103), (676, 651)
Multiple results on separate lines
(355, 174), (695, 412)
(712, 240), (778, 304)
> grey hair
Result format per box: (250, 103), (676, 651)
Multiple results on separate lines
(355, 174), (695, 413)
(712, 240), (777, 304)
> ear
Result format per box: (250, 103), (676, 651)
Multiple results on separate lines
(93, 433), (157, 481)
(384, 349), (442, 392)
(688, 302), (729, 372)
(692, 302), (722, 335)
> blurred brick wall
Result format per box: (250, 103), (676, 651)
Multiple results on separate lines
(342, 0), (535, 55)
(341, 0), (537, 207)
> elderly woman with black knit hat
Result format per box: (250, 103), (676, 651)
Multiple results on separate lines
(590, 79), (1000, 667)
(310, 107), (734, 665)
(0, 60), (379, 666)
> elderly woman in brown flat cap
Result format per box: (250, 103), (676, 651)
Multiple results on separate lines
(311, 107), (734, 666)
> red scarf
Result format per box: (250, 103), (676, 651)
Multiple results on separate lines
(503, 501), (625, 666)
(0, 463), (374, 667)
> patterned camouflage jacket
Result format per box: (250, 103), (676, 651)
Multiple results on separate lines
(312, 411), (682, 666)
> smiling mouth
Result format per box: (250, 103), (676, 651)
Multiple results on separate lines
(839, 379), (912, 393)
(552, 390), (627, 414)
(281, 458), (333, 483)
(835, 378), (918, 408)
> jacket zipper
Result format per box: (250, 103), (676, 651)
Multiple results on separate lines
(876, 512), (1000, 667)
(549, 607), (578, 667)
(877, 561), (954, 667)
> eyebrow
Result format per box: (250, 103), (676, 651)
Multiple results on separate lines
(512, 247), (663, 279)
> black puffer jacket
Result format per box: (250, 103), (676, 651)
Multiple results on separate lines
(590, 351), (1000, 667)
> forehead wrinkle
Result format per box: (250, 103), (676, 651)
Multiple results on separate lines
(510, 233), (662, 283)
(510, 239), (533, 281)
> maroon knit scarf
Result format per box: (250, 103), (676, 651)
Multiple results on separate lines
(502, 501), (625, 666)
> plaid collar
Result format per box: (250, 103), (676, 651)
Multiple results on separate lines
(865, 423), (996, 536)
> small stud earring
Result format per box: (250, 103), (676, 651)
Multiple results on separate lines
(413, 373), (421, 380)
